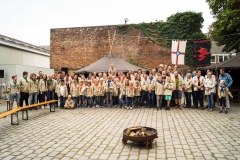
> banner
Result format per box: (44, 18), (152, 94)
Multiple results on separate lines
(171, 40), (187, 65)
(193, 39), (211, 66)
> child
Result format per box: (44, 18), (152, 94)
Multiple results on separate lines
(9, 75), (20, 110)
(85, 81), (94, 108)
(113, 78), (120, 108)
(57, 79), (68, 109)
(98, 78), (105, 108)
(164, 77), (173, 110)
(64, 95), (74, 109)
(155, 76), (165, 110)
(126, 81), (135, 110)
(93, 80), (100, 108)
(134, 80), (141, 108)
(218, 80), (233, 114)
(78, 80), (86, 108)
(119, 78), (126, 108)
(70, 80), (79, 108)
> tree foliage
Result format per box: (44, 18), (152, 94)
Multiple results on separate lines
(206, 0), (240, 53)
(129, 11), (207, 67)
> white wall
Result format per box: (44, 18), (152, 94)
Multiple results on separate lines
(0, 44), (50, 68)
(0, 64), (54, 85)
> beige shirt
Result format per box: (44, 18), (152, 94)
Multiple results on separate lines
(9, 80), (20, 94)
(105, 81), (115, 93)
(19, 77), (29, 92)
(70, 84), (79, 97)
(164, 82), (173, 96)
(29, 79), (39, 93)
(65, 99), (74, 108)
(39, 79), (48, 92)
(134, 85), (141, 96)
(183, 78), (193, 93)
(126, 86), (134, 97)
(57, 85), (68, 97)
(85, 86), (94, 97)
(192, 76), (205, 91)
(155, 81), (164, 95)
(171, 75), (183, 90)
(47, 79), (57, 91)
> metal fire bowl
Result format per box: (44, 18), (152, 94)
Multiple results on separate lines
(122, 127), (158, 149)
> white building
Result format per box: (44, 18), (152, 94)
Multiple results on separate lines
(0, 34), (54, 88)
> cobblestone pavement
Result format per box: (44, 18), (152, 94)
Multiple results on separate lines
(1, 103), (240, 160)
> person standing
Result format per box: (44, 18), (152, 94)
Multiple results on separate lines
(171, 71), (183, 109)
(204, 71), (216, 111)
(140, 75), (148, 108)
(155, 76), (165, 110)
(184, 73), (193, 108)
(39, 74), (48, 108)
(192, 70), (205, 109)
(147, 73), (155, 108)
(105, 76), (114, 108)
(218, 68), (233, 109)
(19, 71), (29, 107)
(9, 75), (20, 109)
(47, 75), (57, 108)
(29, 73), (39, 106)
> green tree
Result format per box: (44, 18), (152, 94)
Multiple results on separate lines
(131, 11), (207, 67)
(206, 0), (240, 53)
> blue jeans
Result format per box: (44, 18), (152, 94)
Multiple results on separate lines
(87, 97), (93, 107)
(207, 93), (215, 109)
(30, 92), (38, 104)
(99, 96), (104, 106)
(60, 96), (66, 108)
(126, 97), (133, 107)
(10, 93), (20, 103)
(119, 95), (125, 107)
(141, 90), (148, 106)
(148, 92), (155, 108)
(185, 92), (192, 108)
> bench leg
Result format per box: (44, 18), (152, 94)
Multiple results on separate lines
(22, 109), (28, 120)
(50, 103), (55, 112)
(11, 112), (19, 125)
(7, 101), (10, 111)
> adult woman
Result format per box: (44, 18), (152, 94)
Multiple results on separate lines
(184, 73), (193, 108)
(204, 71), (216, 111)
(39, 74), (48, 108)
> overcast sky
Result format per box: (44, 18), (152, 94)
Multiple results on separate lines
(0, 0), (214, 46)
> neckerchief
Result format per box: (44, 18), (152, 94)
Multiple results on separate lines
(32, 79), (36, 84)
(43, 79), (46, 88)
(220, 85), (226, 92)
(13, 81), (17, 87)
(48, 80), (52, 85)
(149, 77), (153, 84)
(108, 81), (111, 87)
(157, 80), (164, 85)
(22, 76), (28, 82)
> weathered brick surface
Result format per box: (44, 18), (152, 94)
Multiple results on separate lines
(50, 25), (171, 72)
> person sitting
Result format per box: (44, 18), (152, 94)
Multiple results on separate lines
(64, 95), (74, 109)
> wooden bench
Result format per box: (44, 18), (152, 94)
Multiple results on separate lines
(0, 100), (58, 125)
(0, 100), (10, 111)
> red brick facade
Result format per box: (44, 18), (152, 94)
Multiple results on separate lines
(50, 25), (172, 73)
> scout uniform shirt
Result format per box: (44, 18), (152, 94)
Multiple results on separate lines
(47, 79), (57, 91)
(93, 83), (99, 97)
(78, 83), (86, 96)
(126, 86), (135, 97)
(70, 83), (79, 97)
(141, 78), (148, 91)
(85, 85), (94, 97)
(57, 85), (68, 97)
(218, 86), (233, 98)
(98, 83), (105, 96)
(105, 80), (114, 92)
(9, 80), (20, 94)
(19, 76), (29, 93)
(171, 75), (183, 90)
(113, 82), (120, 97)
(192, 76), (205, 91)
(164, 82), (174, 96)
(155, 80), (165, 95)
(39, 79), (48, 92)
(184, 78), (193, 93)
(64, 99), (74, 108)
(29, 79), (39, 94)
(147, 77), (155, 92)
(134, 84), (141, 96)
(204, 77), (216, 95)
(119, 82), (126, 98)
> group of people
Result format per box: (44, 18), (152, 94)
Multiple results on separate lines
(8, 64), (233, 114)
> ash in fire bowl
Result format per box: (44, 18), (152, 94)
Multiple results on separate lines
(122, 126), (158, 149)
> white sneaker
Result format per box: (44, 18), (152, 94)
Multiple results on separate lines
(127, 107), (129, 110)
(130, 107), (132, 110)
(42, 106), (44, 109)
(125, 106), (127, 109)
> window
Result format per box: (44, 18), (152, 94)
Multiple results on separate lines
(224, 55), (228, 61)
(219, 55), (223, 62)
(211, 55), (216, 63)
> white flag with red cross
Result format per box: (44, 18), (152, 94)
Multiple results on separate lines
(171, 40), (187, 65)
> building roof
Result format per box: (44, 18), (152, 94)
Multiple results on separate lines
(74, 56), (146, 73)
(0, 34), (50, 56)
(198, 54), (240, 69)
(211, 41), (228, 54)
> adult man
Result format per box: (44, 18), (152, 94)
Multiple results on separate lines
(141, 75), (148, 107)
(192, 70), (205, 109)
(147, 73), (155, 108)
(105, 76), (114, 108)
(171, 71), (183, 109)
(108, 64), (116, 76)
(218, 68), (233, 108)
(9, 75), (20, 109)
(19, 71), (29, 107)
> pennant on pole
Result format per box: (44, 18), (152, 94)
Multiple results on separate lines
(171, 40), (187, 65)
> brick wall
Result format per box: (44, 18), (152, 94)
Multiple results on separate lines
(50, 25), (175, 73)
